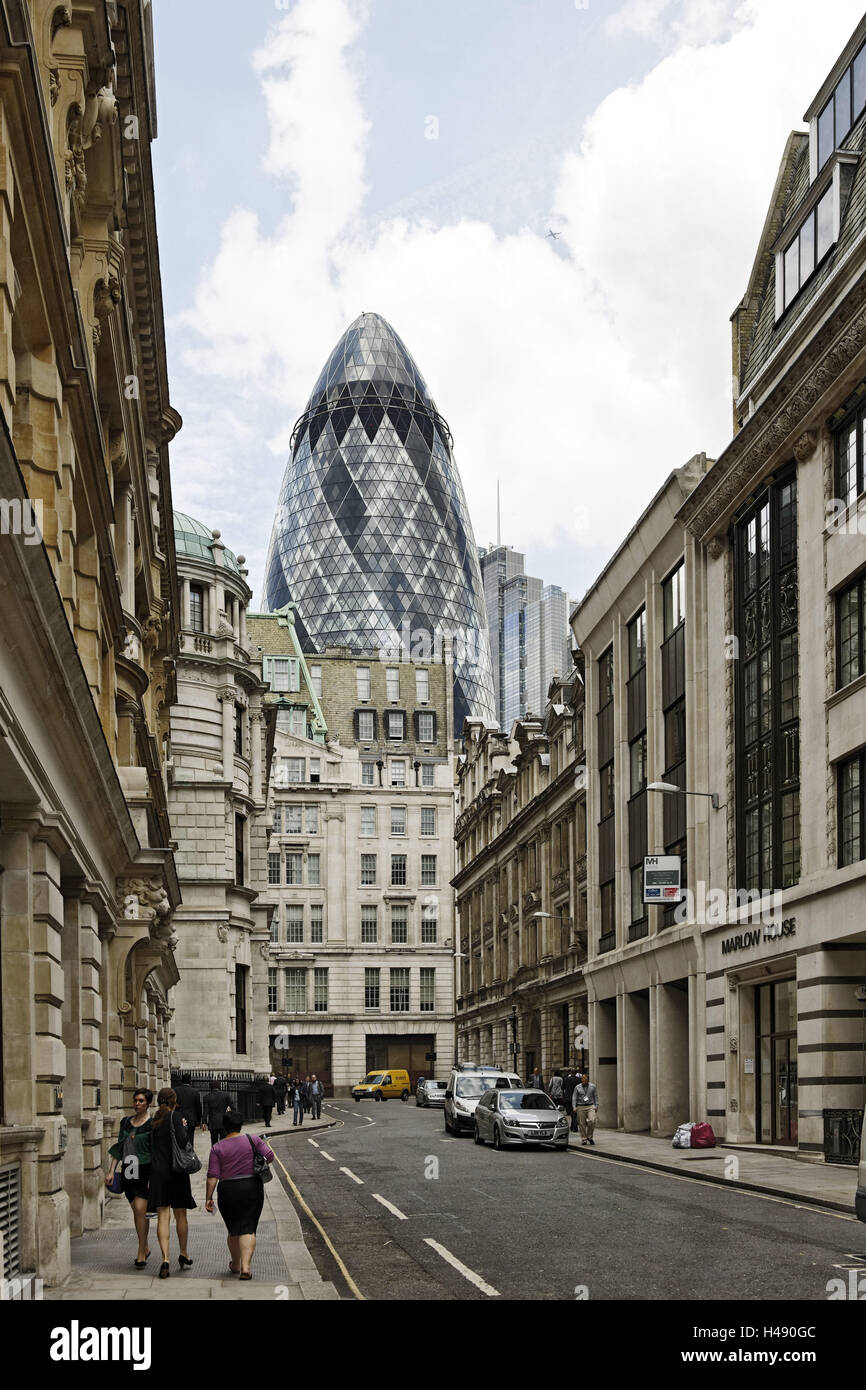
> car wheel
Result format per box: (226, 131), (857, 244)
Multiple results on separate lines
(354, 1096), (361, 1103)
(473, 1123), (484, 1146)
(374, 1092), (381, 1102)
(444, 1111), (451, 1133)
(401, 1090), (409, 1103)
(493, 1125), (503, 1151)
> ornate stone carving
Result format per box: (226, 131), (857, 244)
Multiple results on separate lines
(94, 276), (121, 319)
(65, 104), (86, 212)
(216, 610), (235, 638)
(259, 942), (270, 961)
(51, 6), (71, 39)
(121, 629), (141, 663)
(82, 84), (118, 146)
(49, 68), (60, 105)
(216, 924), (229, 943)
(142, 615), (161, 651)
(707, 535), (726, 560)
(792, 429), (817, 462)
(119, 876), (176, 948)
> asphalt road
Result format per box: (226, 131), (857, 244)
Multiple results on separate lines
(269, 1099), (866, 1302)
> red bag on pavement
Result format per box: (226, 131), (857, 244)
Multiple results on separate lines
(690, 1122), (716, 1148)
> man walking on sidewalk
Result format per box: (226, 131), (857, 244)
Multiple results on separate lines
(173, 1073), (202, 1149)
(274, 1074), (288, 1116)
(308, 1074), (323, 1120)
(203, 1078), (232, 1146)
(574, 1072), (599, 1145)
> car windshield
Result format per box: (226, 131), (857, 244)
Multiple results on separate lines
(363, 1074), (385, 1085)
(456, 1077), (503, 1098)
(427, 1081), (446, 1090)
(500, 1093), (557, 1111)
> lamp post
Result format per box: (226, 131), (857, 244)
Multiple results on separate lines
(510, 1004), (519, 1071)
(646, 781), (721, 811)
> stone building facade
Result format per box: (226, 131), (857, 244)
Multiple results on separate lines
(247, 608), (457, 1094)
(167, 515), (273, 1084)
(0, 1), (181, 1283)
(453, 662), (588, 1080)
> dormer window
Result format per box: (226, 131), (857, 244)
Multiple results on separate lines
(780, 186), (834, 312)
(815, 41), (866, 174)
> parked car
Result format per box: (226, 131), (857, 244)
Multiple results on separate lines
(444, 1066), (522, 1134)
(352, 1069), (411, 1102)
(856, 1102), (866, 1222)
(473, 1088), (570, 1150)
(416, 1079), (448, 1107)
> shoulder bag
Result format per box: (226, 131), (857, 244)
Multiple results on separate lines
(247, 1134), (273, 1182)
(170, 1111), (202, 1175)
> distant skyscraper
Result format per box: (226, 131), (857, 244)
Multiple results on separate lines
(263, 312), (495, 729)
(479, 544), (573, 728)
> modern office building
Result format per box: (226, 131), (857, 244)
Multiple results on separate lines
(247, 608), (457, 1095)
(479, 544), (573, 728)
(262, 312), (496, 728)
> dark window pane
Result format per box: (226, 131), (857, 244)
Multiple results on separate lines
(816, 187), (834, 261)
(783, 237), (799, 308)
(854, 44), (866, 118)
(838, 583), (860, 687)
(779, 633), (799, 723)
(630, 734), (647, 796)
(663, 563), (685, 636)
(838, 422), (858, 507)
(664, 701), (686, 769)
(781, 791), (800, 888)
(628, 609), (646, 674)
(835, 70), (851, 142)
(839, 757), (861, 867)
(817, 99), (834, 170)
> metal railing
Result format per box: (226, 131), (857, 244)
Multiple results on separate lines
(823, 1108), (863, 1166)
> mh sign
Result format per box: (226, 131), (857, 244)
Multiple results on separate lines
(643, 855), (682, 904)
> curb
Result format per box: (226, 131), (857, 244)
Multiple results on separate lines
(570, 1141), (855, 1216)
(253, 1118), (339, 1140)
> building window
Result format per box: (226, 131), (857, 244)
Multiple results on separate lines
(235, 965), (248, 1053)
(307, 853), (320, 886)
(386, 667), (401, 701)
(390, 968), (410, 1012)
(358, 709), (375, 742)
(421, 806), (436, 836)
(817, 43), (866, 172)
(267, 968), (278, 1013)
(269, 910), (280, 943)
(421, 854), (437, 887)
(310, 664), (322, 697)
(314, 968), (329, 1013)
(234, 814), (245, 885)
(310, 905), (324, 943)
(268, 852), (281, 886)
(599, 761), (615, 820)
(420, 968), (435, 1013)
(361, 761), (376, 786)
(285, 806), (302, 835)
(305, 805), (319, 835)
(839, 752), (865, 866)
(289, 707), (306, 738)
(663, 562), (685, 636)
(836, 399), (866, 507)
(598, 647), (613, 707)
(391, 806), (406, 836)
(391, 905), (408, 943)
(838, 574), (866, 688)
(189, 584), (204, 632)
(272, 806), (282, 833)
(416, 668), (429, 702)
(630, 865), (644, 924)
(387, 711), (405, 741)
(361, 906), (378, 943)
(417, 712), (434, 743)
(283, 757), (304, 784)
(599, 881), (615, 950)
(628, 608), (646, 675)
(391, 854), (407, 886)
(360, 806), (377, 837)
(391, 760), (406, 787)
(664, 701), (686, 767)
(735, 475), (800, 892)
(284, 968), (306, 1013)
(356, 666), (371, 700)
(285, 852), (303, 885)
(269, 657), (299, 693)
(361, 853), (377, 885)
(364, 968), (380, 1010)
(629, 734), (647, 796)
(234, 705), (244, 756)
(421, 911), (437, 944)
(781, 187), (834, 311)
(286, 905), (304, 943)
(421, 763), (435, 787)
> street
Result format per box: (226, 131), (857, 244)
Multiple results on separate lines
(268, 1101), (866, 1302)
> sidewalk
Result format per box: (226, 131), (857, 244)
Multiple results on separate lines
(568, 1127), (859, 1214)
(46, 1112), (340, 1302)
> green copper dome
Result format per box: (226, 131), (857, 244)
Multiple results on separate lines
(173, 511), (242, 575)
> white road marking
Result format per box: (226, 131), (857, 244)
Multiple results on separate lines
(423, 1238), (500, 1297)
(372, 1193), (408, 1220)
(319, 1149), (335, 1162)
(308, 1138), (320, 1148)
(340, 1166), (364, 1185)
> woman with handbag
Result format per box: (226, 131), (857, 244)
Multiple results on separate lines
(205, 1110), (275, 1280)
(149, 1086), (198, 1278)
(105, 1088), (154, 1268)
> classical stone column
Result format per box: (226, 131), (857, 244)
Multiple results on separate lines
(115, 483), (135, 614)
(539, 829), (551, 958)
(182, 578), (191, 630)
(250, 709), (264, 803)
(491, 872), (500, 982)
(220, 689), (235, 780)
(207, 584), (218, 635)
(239, 603), (248, 651)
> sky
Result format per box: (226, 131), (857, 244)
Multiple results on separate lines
(151, 0), (866, 609)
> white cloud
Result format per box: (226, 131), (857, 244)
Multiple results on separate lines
(169, 0), (865, 605)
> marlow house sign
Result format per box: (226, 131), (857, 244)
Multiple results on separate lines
(721, 918), (796, 956)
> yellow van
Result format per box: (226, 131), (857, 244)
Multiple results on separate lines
(352, 1069), (411, 1103)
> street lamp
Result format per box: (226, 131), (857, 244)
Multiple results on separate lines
(509, 1004), (519, 1070)
(647, 781), (721, 811)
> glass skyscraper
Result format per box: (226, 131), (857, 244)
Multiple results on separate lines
(479, 544), (574, 729)
(263, 312), (495, 728)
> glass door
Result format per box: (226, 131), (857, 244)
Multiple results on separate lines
(755, 978), (797, 1146)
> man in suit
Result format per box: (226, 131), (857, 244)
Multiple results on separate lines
(202, 1078), (232, 1146)
(173, 1073), (202, 1148)
(273, 1074), (288, 1116)
(258, 1077), (276, 1129)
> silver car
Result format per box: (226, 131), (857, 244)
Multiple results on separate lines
(416, 1079), (448, 1108)
(473, 1088), (570, 1150)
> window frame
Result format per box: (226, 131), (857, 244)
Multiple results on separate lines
(837, 571), (866, 688)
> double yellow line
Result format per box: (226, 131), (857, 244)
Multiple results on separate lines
(270, 1148), (366, 1300)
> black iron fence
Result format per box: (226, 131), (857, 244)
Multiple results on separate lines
(823, 1108), (863, 1165)
(171, 1070), (266, 1124)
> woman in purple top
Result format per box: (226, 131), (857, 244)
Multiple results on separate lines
(205, 1110), (275, 1279)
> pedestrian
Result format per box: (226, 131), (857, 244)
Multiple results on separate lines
(206, 1110), (275, 1280)
(274, 1074), (288, 1116)
(292, 1076), (306, 1127)
(574, 1072), (599, 1145)
(105, 1088), (153, 1268)
(148, 1087), (197, 1278)
(202, 1078), (232, 1146)
(563, 1069), (578, 1130)
(173, 1073), (202, 1148)
(548, 1070), (564, 1105)
(257, 1076), (276, 1129)
(529, 1067), (543, 1092)
(308, 1073), (323, 1120)
(303, 1074), (312, 1113)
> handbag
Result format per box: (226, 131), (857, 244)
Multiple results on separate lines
(108, 1168), (124, 1194)
(169, 1111), (202, 1175)
(248, 1134), (273, 1183)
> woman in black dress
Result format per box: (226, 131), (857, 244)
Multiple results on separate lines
(105, 1088), (153, 1267)
(149, 1086), (197, 1278)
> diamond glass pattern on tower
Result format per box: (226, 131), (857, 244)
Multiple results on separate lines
(263, 313), (495, 727)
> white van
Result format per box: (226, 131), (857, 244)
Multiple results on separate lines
(856, 1104), (866, 1223)
(444, 1064), (522, 1135)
